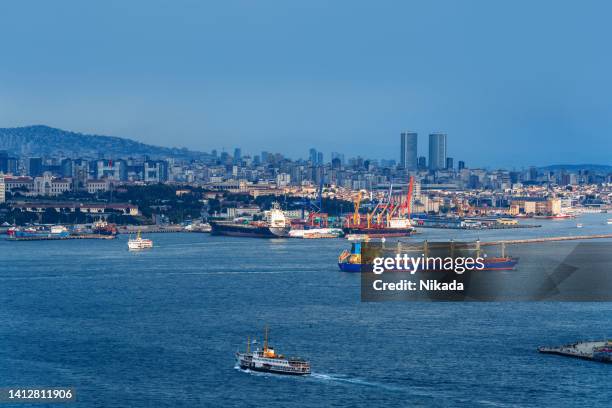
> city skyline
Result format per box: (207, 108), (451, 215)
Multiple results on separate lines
(2, 2), (612, 167)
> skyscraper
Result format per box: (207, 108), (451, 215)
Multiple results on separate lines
(309, 148), (317, 164)
(428, 133), (447, 170)
(400, 132), (417, 170)
(446, 157), (454, 170)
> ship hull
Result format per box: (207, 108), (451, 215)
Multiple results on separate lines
(238, 364), (310, 376)
(338, 257), (519, 272)
(210, 222), (290, 238)
(342, 227), (414, 237)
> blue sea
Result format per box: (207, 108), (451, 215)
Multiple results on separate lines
(1, 215), (611, 407)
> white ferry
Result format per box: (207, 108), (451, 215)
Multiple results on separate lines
(236, 327), (310, 376)
(127, 230), (153, 250)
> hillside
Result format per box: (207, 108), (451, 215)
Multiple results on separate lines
(0, 125), (206, 159)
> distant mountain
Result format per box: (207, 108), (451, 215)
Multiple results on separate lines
(539, 164), (612, 173)
(0, 125), (206, 159)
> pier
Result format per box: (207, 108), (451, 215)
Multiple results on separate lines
(8, 234), (116, 241)
(481, 233), (612, 246)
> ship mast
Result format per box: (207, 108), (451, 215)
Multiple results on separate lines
(264, 326), (269, 352)
(247, 336), (250, 353)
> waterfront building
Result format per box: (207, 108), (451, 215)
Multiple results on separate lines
(400, 132), (418, 170)
(33, 172), (72, 196)
(509, 197), (561, 216)
(428, 133), (447, 170)
(0, 173), (5, 203)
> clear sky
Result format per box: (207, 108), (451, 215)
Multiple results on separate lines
(1, 0), (611, 167)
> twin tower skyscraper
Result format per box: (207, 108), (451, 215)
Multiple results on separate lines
(400, 132), (447, 171)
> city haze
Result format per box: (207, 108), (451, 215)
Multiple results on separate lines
(1, 0), (612, 166)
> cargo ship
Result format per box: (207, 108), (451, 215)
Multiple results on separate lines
(236, 327), (311, 376)
(210, 203), (290, 238)
(337, 241), (519, 272)
(92, 219), (118, 236)
(288, 228), (344, 239)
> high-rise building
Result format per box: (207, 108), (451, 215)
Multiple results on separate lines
(0, 151), (7, 174)
(458, 160), (465, 171)
(317, 152), (323, 165)
(428, 133), (447, 170)
(400, 132), (418, 170)
(233, 148), (242, 164)
(417, 156), (427, 170)
(331, 152), (345, 165)
(309, 148), (317, 164)
(28, 157), (43, 177)
(445, 157), (454, 170)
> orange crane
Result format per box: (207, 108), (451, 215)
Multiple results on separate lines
(403, 176), (414, 219)
(352, 191), (363, 226)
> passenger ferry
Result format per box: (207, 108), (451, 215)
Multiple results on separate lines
(236, 327), (311, 376)
(127, 230), (153, 250)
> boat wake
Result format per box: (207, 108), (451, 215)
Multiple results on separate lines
(309, 372), (408, 391)
(236, 367), (416, 394)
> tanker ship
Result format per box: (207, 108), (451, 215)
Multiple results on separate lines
(210, 203), (290, 238)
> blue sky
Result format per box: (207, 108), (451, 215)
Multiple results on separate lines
(1, 0), (611, 167)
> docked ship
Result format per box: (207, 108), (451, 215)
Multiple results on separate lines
(7, 225), (70, 239)
(236, 328), (311, 376)
(210, 203), (290, 238)
(338, 241), (519, 272)
(127, 230), (153, 250)
(92, 219), (118, 236)
(342, 218), (415, 238)
(344, 178), (416, 237)
(288, 228), (344, 239)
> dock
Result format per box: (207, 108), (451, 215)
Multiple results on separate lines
(481, 233), (612, 246)
(8, 234), (117, 241)
(538, 341), (611, 363)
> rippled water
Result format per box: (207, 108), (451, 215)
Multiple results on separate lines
(1, 215), (611, 407)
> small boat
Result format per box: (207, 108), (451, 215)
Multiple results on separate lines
(236, 327), (310, 376)
(607, 219), (612, 225)
(576, 223), (583, 228)
(127, 230), (153, 250)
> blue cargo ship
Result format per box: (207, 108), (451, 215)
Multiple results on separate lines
(338, 241), (518, 272)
